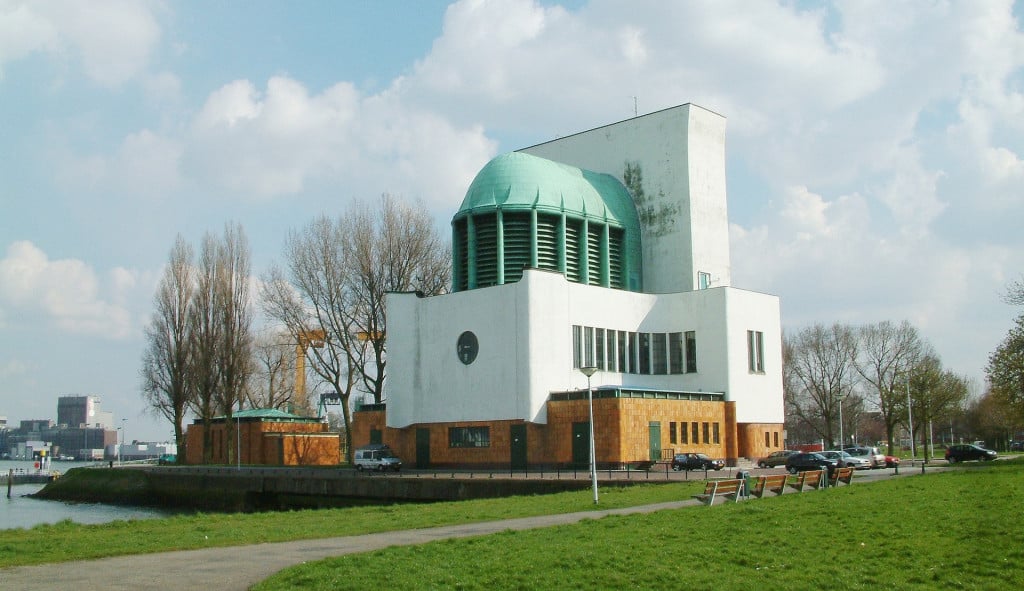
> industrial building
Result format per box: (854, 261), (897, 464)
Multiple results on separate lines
(353, 104), (785, 469)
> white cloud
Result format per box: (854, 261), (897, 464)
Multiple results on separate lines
(183, 76), (497, 206)
(0, 0), (161, 87)
(0, 241), (135, 338)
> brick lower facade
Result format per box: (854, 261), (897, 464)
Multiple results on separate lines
(353, 394), (784, 469)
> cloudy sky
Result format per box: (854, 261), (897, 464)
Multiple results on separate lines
(1, 0), (1022, 442)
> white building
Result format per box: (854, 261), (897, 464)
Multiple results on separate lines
(358, 104), (784, 468)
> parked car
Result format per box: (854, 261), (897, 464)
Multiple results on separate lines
(157, 454), (177, 465)
(671, 453), (725, 471)
(756, 450), (797, 469)
(844, 446), (886, 469)
(884, 454), (900, 468)
(819, 450), (870, 469)
(785, 452), (838, 476)
(1010, 441), (1024, 452)
(354, 444), (402, 471)
(945, 444), (997, 463)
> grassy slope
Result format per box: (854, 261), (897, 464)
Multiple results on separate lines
(0, 476), (700, 567)
(255, 461), (1024, 591)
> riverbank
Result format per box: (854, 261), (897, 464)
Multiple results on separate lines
(33, 465), (615, 511)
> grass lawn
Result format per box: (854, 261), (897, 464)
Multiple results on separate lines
(0, 476), (700, 567)
(254, 460), (1024, 591)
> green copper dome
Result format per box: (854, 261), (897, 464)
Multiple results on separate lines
(452, 152), (642, 292)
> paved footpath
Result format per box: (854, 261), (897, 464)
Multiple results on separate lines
(0, 467), (930, 590)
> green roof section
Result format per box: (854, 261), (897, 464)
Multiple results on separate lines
(455, 152), (640, 235)
(213, 408), (316, 421)
(452, 152), (643, 292)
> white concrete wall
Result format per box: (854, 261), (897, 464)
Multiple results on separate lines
(386, 270), (782, 428)
(519, 103), (731, 293)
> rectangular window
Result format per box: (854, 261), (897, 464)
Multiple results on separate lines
(691, 422), (699, 444)
(617, 331), (627, 373)
(702, 422), (710, 444)
(584, 326), (594, 367)
(747, 330), (765, 373)
(698, 271), (711, 289)
(765, 432), (770, 447)
(628, 332), (638, 374)
(774, 432), (779, 447)
(713, 423), (720, 445)
(652, 333), (668, 375)
(449, 426), (490, 448)
(685, 331), (697, 373)
(605, 330), (616, 372)
(669, 332), (683, 374)
(680, 420), (689, 444)
(669, 421), (677, 445)
(572, 325), (582, 368)
(595, 328), (605, 370)
(638, 333), (651, 374)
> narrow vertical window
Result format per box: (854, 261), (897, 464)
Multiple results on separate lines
(713, 423), (720, 445)
(572, 325), (582, 368)
(765, 432), (770, 447)
(698, 271), (711, 289)
(584, 326), (594, 367)
(685, 331), (697, 373)
(774, 432), (780, 447)
(680, 420), (689, 444)
(628, 332), (638, 374)
(691, 422), (699, 444)
(652, 333), (668, 375)
(638, 333), (651, 374)
(747, 330), (765, 373)
(702, 422), (710, 444)
(617, 331), (627, 373)
(595, 328), (605, 370)
(669, 332), (683, 374)
(669, 422), (677, 445)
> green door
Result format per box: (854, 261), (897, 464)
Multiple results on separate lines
(649, 422), (661, 462)
(510, 424), (527, 470)
(415, 428), (431, 469)
(572, 422), (590, 468)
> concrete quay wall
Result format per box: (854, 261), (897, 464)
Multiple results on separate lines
(34, 466), (600, 511)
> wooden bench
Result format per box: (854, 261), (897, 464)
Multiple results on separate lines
(830, 466), (854, 486)
(750, 474), (788, 498)
(787, 469), (825, 492)
(693, 479), (744, 506)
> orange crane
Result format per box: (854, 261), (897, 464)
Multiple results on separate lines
(295, 329), (326, 401)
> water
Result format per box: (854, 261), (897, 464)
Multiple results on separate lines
(1, 460), (175, 531)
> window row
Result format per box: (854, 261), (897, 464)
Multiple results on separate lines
(764, 431), (780, 448)
(572, 326), (696, 374)
(668, 421), (720, 445)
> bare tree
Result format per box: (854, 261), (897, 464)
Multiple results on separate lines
(140, 236), (194, 460)
(784, 323), (858, 447)
(854, 320), (926, 455)
(188, 232), (223, 463)
(339, 195), (451, 403)
(909, 353), (969, 461)
(262, 215), (363, 463)
(246, 329), (299, 412)
(212, 223), (253, 465)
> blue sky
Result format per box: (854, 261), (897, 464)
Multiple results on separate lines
(1, 1), (1022, 442)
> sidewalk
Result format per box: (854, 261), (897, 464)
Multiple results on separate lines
(0, 467), (931, 590)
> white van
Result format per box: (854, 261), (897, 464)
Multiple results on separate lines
(354, 444), (402, 472)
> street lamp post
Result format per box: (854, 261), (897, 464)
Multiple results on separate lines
(579, 366), (599, 505)
(837, 394), (845, 452)
(906, 376), (915, 463)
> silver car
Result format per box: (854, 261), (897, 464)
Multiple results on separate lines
(844, 446), (886, 469)
(820, 450), (871, 469)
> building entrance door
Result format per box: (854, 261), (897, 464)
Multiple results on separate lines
(572, 421), (590, 468)
(510, 424), (527, 470)
(415, 428), (431, 469)
(649, 422), (661, 462)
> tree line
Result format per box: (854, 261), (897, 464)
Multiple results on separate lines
(140, 196), (449, 464)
